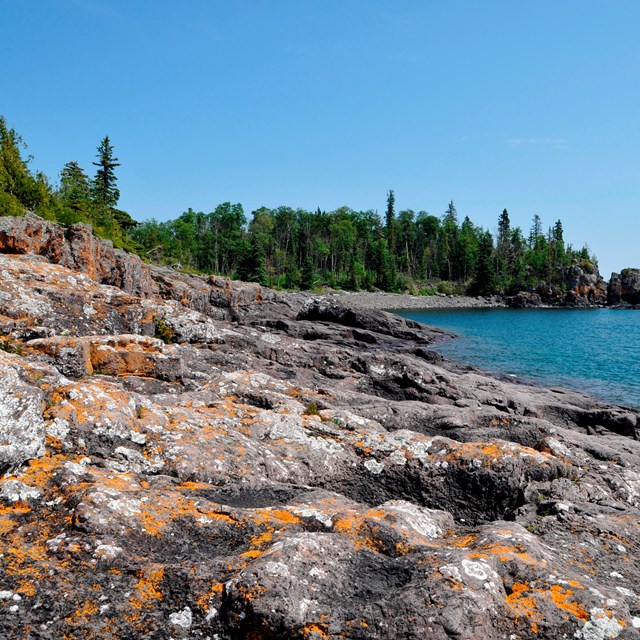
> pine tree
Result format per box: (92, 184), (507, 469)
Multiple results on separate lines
(471, 231), (495, 295)
(440, 201), (460, 280)
(300, 254), (315, 290)
(92, 136), (120, 207)
(59, 161), (91, 222)
(385, 189), (396, 253)
(529, 214), (543, 248)
(238, 235), (269, 286)
(444, 200), (458, 225)
(552, 219), (567, 265)
(496, 208), (511, 288)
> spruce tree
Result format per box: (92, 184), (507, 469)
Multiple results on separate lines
(385, 189), (396, 253)
(92, 136), (120, 207)
(496, 208), (511, 288)
(471, 231), (495, 295)
(238, 235), (269, 286)
(59, 161), (91, 222)
(529, 214), (543, 248)
(300, 254), (315, 291)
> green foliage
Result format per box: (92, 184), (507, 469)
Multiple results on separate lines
(385, 189), (396, 253)
(0, 116), (137, 252)
(0, 337), (23, 356)
(471, 231), (495, 295)
(92, 136), (120, 207)
(300, 254), (316, 291)
(436, 280), (467, 296)
(0, 116), (54, 216)
(237, 235), (269, 286)
(303, 401), (320, 415)
(59, 160), (92, 222)
(0, 115), (598, 299)
(154, 316), (175, 344)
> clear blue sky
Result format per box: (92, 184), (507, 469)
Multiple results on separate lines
(2, 0), (639, 277)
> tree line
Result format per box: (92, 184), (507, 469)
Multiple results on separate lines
(131, 193), (595, 295)
(0, 115), (596, 295)
(0, 116), (136, 250)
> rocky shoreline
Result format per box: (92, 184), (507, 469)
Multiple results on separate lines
(2, 215), (640, 639)
(311, 290), (505, 310)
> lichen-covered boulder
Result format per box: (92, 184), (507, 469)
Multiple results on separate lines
(0, 352), (45, 475)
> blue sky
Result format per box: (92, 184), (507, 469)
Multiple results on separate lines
(2, 0), (639, 277)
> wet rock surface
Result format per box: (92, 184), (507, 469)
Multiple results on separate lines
(1, 217), (640, 639)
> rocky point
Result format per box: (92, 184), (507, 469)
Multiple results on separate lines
(1, 214), (640, 639)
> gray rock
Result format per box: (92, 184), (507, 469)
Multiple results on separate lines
(609, 268), (640, 306)
(0, 353), (45, 475)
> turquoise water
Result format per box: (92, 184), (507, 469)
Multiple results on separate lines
(391, 308), (640, 409)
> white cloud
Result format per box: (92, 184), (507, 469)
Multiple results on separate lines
(506, 137), (568, 148)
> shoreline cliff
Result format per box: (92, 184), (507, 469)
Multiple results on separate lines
(1, 215), (640, 639)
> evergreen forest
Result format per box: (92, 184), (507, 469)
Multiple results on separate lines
(0, 115), (597, 296)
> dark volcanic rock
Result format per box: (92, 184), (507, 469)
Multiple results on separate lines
(609, 268), (640, 306)
(508, 263), (607, 308)
(0, 213), (156, 297)
(507, 291), (543, 308)
(1, 215), (640, 639)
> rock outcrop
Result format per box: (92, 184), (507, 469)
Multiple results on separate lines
(508, 263), (608, 308)
(608, 268), (640, 307)
(1, 215), (640, 639)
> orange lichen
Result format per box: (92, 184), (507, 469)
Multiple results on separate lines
(395, 541), (414, 555)
(250, 531), (275, 547)
(65, 600), (98, 624)
(474, 543), (540, 566)
(332, 512), (387, 553)
(507, 581), (589, 632)
(196, 583), (223, 611)
(130, 566), (164, 608)
(549, 585), (589, 621)
(269, 509), (302, 525)
(16, 580), (37, 597)
(302, 623), (330, 638)
(235, 582), (268, 602)
(506, 582), (543, 632)
(449, 534), (477, 548)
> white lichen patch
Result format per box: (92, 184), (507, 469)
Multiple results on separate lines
(46, 417), (70, 441)
(292, 507), (333, 528)
(94, 544), (123, 561)
(576, 608), (625, 639)
(169, 607), (192, 628)
(0, 358), (46, 471)
(0, 480), (42, 503)
(461, 558), (493, 581)
(381, 500), (451, 539)
(364, 458), (385, 474)
(439, 564), (463, 583)
(264, 561), (291, 577)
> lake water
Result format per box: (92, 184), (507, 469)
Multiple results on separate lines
(391, 307), (640, 409)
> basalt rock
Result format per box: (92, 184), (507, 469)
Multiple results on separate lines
(1, 215), (640, 639)
(609, 268), (640, 306)
(0, 213), (156, 297)
(508, 263), (607, 308)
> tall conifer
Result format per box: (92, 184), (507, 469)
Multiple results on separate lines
(92, 136), (120, 207)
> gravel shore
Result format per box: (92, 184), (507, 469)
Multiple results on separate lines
(313, 290), (506, 311)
